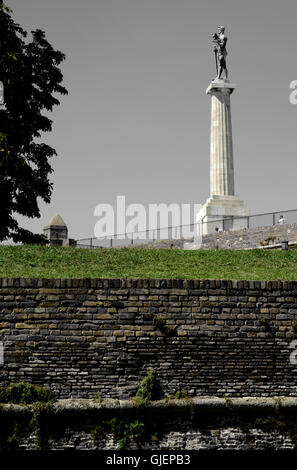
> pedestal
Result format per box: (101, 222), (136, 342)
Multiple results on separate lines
(196, 195), (249, 236)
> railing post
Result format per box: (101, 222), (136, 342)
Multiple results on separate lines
(110, 236), (113, 248)
(273, 213), (276, 225)
(131, 233), (133, 246)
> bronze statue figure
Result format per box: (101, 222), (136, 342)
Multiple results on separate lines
(212, 26), (228, 80)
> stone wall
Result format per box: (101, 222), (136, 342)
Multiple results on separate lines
(1, 278), (297, 399)
(2, 398), (297, 450)
(125, 222), (297, 250)
(199, 222), (297, 250)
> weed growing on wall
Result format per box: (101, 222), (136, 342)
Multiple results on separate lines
(0, 382), (54, 404)
(134, 370), (161, 407)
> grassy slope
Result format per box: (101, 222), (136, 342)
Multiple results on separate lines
(0, 245), (297, 279)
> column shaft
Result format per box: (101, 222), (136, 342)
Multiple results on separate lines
(209, 87), (234, 196)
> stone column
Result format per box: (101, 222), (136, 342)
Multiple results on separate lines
(194, 79), (249, 236)
(208, 81), (235, 196)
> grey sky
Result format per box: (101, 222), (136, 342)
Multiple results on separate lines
(7, 0), (297, 239)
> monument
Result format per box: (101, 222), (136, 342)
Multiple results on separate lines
(197, 26), (249, 235)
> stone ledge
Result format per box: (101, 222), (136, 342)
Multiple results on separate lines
(2, 397), (297, 417)
(1, 278), (297, 289)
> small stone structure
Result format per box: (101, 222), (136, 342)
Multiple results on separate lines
(43, 214), (76, 247)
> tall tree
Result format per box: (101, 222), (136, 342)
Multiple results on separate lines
(0, 2), (68, 242)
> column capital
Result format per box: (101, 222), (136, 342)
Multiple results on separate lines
(206, 79), (236, 96)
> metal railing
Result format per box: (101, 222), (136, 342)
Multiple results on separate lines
(76, 208), (297, 249)
(77, 224), (197, 249)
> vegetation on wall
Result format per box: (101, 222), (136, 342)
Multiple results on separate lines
(0, 382), (55, 450)
(92, 418), (147, 450)
(134, 370), (161, 407)
(0, 382), (54, 404)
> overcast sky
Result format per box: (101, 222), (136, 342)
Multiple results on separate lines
(7, 0), (297, 240)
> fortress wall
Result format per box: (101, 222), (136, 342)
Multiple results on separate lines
(2, 397), (297, 450)
(199, 221), (297, 250)
(124, 222), (297, 250)
(0, 278), (297, 399)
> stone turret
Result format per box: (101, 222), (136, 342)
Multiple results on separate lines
(43, 214), (76, 247)
(44, 214), (68, 241)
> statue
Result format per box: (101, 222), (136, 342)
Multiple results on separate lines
(212, 26), (228, 80)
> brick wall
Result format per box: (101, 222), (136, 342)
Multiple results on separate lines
(1, 278), (297, 399)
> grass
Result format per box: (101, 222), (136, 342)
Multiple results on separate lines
(1, 245), (297, 279)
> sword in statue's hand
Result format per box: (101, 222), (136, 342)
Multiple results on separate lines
(212, 33), (219, 77)
(213, 47), (218, 76)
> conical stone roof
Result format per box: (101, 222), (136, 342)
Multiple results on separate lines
(44, 214), (67, 228)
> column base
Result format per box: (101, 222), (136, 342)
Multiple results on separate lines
(196, 195), (250, 235)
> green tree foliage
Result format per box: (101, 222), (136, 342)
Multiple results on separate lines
(0, 2), (67, 242)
